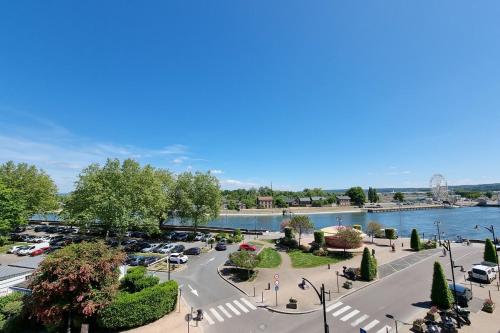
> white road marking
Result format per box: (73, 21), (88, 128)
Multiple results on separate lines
(225, 302), (241, 315)
(240, 298), (257, 310)
(376, 325), (392, 333)
(325, 301), (343, 312)
(362, 320), (380, 331)
(233, 300), (249, 313)
(332, 305), (351, 317)
(208, 257), (215, 262)
(217, 305), (232, 318)
(209, 308), (224, 322)
(203, 311), (215, 325)
(340, 309), (360, 322)
(351, 314), (369, 327)
(188, 284), (199, 296)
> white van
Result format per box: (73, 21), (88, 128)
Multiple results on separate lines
(468, 264), (497, 283)
(17, 242), (50, 256)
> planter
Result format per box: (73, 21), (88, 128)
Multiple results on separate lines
(412, 319), (425, 333)
(343, 281), (353, 289)
(425, 307), (440, 322)
(483, 301), (495, 313)
(286, 303), (298, 309)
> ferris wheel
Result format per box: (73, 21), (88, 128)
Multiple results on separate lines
(430, 174), (448, 201)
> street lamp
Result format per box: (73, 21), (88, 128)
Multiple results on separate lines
(442, 240), (461, 329)
(301, 278), (329, 333)
(385, 314), (410, 333)
(434, 221), (442, 246)
(474, 224), (500, 283)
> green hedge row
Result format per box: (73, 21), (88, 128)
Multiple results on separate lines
(121, 267), (159, 293)
(98, 280), (178, 330)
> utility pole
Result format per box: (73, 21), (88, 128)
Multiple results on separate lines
(302, 278), (329, 333)
(443, 240), (461, 329)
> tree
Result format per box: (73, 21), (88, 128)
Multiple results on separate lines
(360, 247), (377, 281)
(368, 187), (379, 203)
(289, 215), (314, 246)
(345, 187), (366, 206)
(0, 181), (25, 235)
(27, 241), (125, 327)
(172, 171), (222, 234)
(431, 261), (454, 309)
(274, 196), (287, 208)
(0, 161), (58, 220)
(229, 251), (260, 280)
(393, 192), (405, 202)
(313, 231), (325, 247)
(385, 228), (397, 246)
(484, 238), (498, 264)
(485, 191), (493, 199)
(335, 227), (363, 253)
(366, 221), (382, 243)
(410, 228), (422, 251)
(65, 159), (173, 237)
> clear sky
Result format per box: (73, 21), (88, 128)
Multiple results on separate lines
(1, 1), (500, 192)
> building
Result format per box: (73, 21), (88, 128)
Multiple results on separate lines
(286, 198), (299, 207)
(298, 197), (312, 207)
(257, 196), (273, 209)
(0, 256), (45, 296)
(336, 195), (351, 206)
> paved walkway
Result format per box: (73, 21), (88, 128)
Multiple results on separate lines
(379, 248), (442, 278)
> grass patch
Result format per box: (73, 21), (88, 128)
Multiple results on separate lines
(262, 238), (279, 244)
(257, 248), (281, 268)
(248, 240), (264, 246)
(288, 250), (349, 268)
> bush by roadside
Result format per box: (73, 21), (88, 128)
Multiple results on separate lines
(121, 267), (160, 293)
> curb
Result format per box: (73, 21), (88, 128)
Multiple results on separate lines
(216, 264), (250, 297)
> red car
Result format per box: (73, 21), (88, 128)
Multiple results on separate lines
(239, 243), (257, 251)
(30, 247), (49, 256)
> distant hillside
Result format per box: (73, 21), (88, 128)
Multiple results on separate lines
(328, 183), (500, 193)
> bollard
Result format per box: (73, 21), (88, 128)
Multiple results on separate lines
(328, 263), (330, 270)
(254, 286), (256, 297)
(497, 282), (499, 291)
(267, 282), (271, 290)
(262, 291), (264, 303)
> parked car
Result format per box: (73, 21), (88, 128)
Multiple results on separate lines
(173, 232), (189, 242)
(128, 256), (145, 266)
(8, 245), (27, 254)
(17, 242), (50, 256)
(142, 256), (159, 266)
(169, 253), (188, 264)
(184, 247), (201, 255)
(468, 265), (497, 283)
(194, 233), (204, 241)
(13, 226), (26, 233)
(239, 243), (257, 251)
(121, 239), (137, 246)
(448, 283), (473, 307)
(157, 243), (177, 254)
(172, 245), (185, 253)
(45, 245), (63, 254)
(141, 243), (161, 253)
(215, 243), (227, 251)
(130, 231), (148, 239)
(34, 225), (48, 232)
(46, 226), (59, 233)
(163, 231), (176, 241)
(30, 247), (49, 256)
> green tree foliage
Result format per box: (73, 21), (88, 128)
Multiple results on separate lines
(385, 228), (397, 246)
(65, 159), (173, 236)
(172, 171), (221, 233)
(345, 187), (366, 206)
(121, 267), (160, 293)
(336, 227), (363, 253)
(360, 247), (377, 281)
(0, 161), (58, 222)
(0, 181), (25, 235)
(431, 261), (454, 309)
(289, 215), (314, 246)
(313, 231), (325, 247)
(368, 187), (379, 203)
(485, 191), (493, 199)
(97, 280), (178, 330)
(366, 221), (382, 243)
(484, 238), (498, 264)
(410, 229), (422, 251)
(0, 292), (24, 332)
(393, 192), (405, 202)
(27, 241), (125, 326)
(229, 250), (260, 280)
(274, 196), (287, 208)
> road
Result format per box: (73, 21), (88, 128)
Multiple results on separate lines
(160, 243), (484, 333)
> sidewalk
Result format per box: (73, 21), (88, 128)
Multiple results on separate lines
(121, 297), (203, 333)
(220, 235), (436, 313)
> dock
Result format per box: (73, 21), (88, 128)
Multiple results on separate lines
(365, 204), (444, 213)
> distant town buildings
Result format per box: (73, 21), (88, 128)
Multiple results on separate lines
(257, 196), (273, 209)
(336, 195), (351, 206)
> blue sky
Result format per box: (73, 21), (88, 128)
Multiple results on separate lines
(1, 1), (500, 192)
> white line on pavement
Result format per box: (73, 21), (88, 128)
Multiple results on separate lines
(362, 320), (380, 331)
(203, 312), (215, 325)
(240, 298), (257, 310)
(233, 300), (249, 313)
(225, 302), (241, 316)
(351, 314), (369, 327)
(325, 301), (343, 312)
(376, 325), (392, 333)
(340, 309), (360, 322)
(332, 305), (351, 317)
(209, 308), (224, 322)
(218, 305), (232, 318)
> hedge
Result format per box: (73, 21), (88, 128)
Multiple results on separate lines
(313, 231), (325, 247)
(121, 267), (159, 293)
(98, 280), (178, 330)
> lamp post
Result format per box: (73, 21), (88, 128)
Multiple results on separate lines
(385, 314), (410, 333)
(442, 240), (461, 329)
(168, 255), (171, 281)
(434, 221), (442, 246)
(301, 278), (329, 333)
(475, 224), (500, 283)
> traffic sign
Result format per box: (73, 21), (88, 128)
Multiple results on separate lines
(274, 273), (279, 280)
(274, 280), (279, 286)
(274, 285), (279, 291)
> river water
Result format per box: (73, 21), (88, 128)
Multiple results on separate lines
(202, 207), (500, 240)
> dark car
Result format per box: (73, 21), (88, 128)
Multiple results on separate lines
(122, 239), (138, 246)
(172, 244), (185, 253)
(45, 245), (63, 254)
(448, 283), (473, 307)
(128, 256), (145, 266)
(46, 226), (59, 233)
(49, 235), (65, 245)
(215, 243), (227, 251)
(130, 231), (148, 239)
(184, 247), (201, 255)
(142, 257), (158, 266)
(13, 226), (26, 233)
(174, 232), (189, 241)
(106, 239), (120, 247)
(163, 231), (176, 241)
(34, 225), (48, 233)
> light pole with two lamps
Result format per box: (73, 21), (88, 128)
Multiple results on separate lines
(301, 278), (329, 333)
(475, 224), (500, 283)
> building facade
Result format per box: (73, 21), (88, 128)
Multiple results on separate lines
(257, 196), (273, 209)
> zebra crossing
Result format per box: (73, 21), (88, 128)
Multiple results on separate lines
(203, 297), (258, 326)
(326, 301), (392, 333)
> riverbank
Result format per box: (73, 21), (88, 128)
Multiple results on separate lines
(220, 206), (362, 216)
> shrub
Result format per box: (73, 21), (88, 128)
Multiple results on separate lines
(421, 240), (437, 250)
(284, 227), (294, 239)
(233, 228), (242, 237)
(121, 267), (160, 293)
(410, 229), (421, 251)
(385, 228), (397, 246)
(484, 238), (498, 264)
(360, 247), (377, 281)
(431, 261), (454, 309)
(281, 237), (298, 249)
(187, 233), (196, 242)
(0, 236), (8, 247)
(98, 280), (178, 330)
(352, 225), (362, 231)
(313, 231), (325, 247)
(313, 248), (328, 257)
(226, 238), (234, 244)
(215, 232), (229, 241)
(0, 292), (25, 333)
